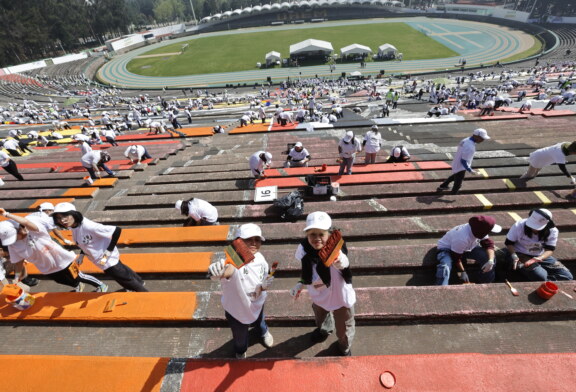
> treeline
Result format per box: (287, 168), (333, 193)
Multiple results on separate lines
(1, 0), (574, 68)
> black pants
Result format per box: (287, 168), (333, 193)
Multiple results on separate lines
(6, 149), (22, 157)
(19, 142), (33, 153)
(44, 262), (103, 289)
(3, 160), (23, 180)
(439, 170), (466, 194)
(105, 261), (148, 292)
(105, 136), (118, 146)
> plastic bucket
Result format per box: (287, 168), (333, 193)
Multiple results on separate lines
(536, 281), (558, 300)
(2, 284), (36, 310)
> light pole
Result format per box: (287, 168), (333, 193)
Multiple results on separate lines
(188, 0), (198, 24)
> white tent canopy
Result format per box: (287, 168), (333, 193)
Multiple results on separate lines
(378, 43), (398, 55)
(265, 51), (281, 63)
(340, 43), (372, 57)
(290, 39), (333, 56)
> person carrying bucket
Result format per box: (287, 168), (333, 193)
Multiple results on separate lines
(0, 208), (107, 292)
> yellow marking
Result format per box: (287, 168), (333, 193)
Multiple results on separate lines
(508, 212), (522, 222)
(534, 191), (551, 205)
(478, 168), (489, 178)
(475, 194), (493, 210)
(502, 178), (516, 191)
(571, 209), (576, 215)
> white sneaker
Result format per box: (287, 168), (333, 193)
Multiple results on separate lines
(235, 352), (247, 359)
(73, 282), (85, 292)
(96, 283), (108, 293)
(262, 331), (274, 348)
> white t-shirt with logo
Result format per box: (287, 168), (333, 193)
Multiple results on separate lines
(71, 217), (120, 270)
(8, 214), (75, 274)
(186, 198), (218, 223)
(506, 219), (558, 256)
(451, 137), (476, 173)
(295, 245), (356, 311)
(288, 147), (310, 162)
(528, 143), (566, 169)
(363, 131), (382, 154)
(220, 252), (269, 324)
(437, 223), (485, 254)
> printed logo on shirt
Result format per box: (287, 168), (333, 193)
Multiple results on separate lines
(80, 234), (93, 244)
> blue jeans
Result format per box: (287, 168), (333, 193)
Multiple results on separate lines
(85, 163), (114, 179)
(225, 309), (268, 355)
(436, 246), (494, 285)
(142, 148), (152, 161)
(338, 156), (355, 175)
(504, 251), (573, 281)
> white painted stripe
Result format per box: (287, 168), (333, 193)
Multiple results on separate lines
(368, 198), (388, 212)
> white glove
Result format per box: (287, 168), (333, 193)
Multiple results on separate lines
(290, 282), (303, 297)
(333, 254), (350, 270)
(460, 271), (470, 283)
(64, 239), (74, 246)
(98, 250), (111, 265)
(481, 259), (495, 273)
(570, 176), (576, 185)
(261, 276), (274, 290)
(471, 170), (481, 176)
(77, 254), (85, 266)
(208, 260), (226, 280)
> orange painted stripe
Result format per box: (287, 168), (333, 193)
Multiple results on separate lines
(0, 292), (197, 321)
(25, 252), (214, 274)
(179, 127), (215, 136)
(92, 178), (117, 187)
(229, 123), (269, 134)
(61, 187), (98, 197)
(0, 356), (168, 392)
(29, 198), (75, 209)
(119, 225), (230, 245)
(256, 177), (307, 188)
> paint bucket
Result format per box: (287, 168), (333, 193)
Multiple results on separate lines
(331, 182), (340, 195)
(536, 281), (558, 300)
(84, 176), (94, 185)
(321, 163), (327, 172)
(2, 284), (36, 311)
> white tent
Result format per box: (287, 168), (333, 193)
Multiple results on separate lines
(340, 43), (372, 57)
(290, 39), (333, 56)
(265, 51), (281, 64)
(350, 71), (362, 76)
(378, 43), (398, 56)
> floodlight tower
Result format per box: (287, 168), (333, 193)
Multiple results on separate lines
(188, 0), (198, 24)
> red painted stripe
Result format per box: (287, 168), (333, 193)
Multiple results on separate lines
(257, 171), (424, 188)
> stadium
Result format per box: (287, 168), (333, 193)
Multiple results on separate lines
(0, 0), (575, 391)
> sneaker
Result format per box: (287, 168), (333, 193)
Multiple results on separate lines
(72, 282), (85, 292)
(107, 172), (117, 177)
(262, 331), (274, 348)
(436, 185), (449, 193)
(235, 352), (247, 359)
(96, 283), (108, 293)
(310, 328), (330, 343)
(341, 349), (352, 357)
(21, 276), (39, 287)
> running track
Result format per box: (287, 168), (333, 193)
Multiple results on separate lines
(97, 17), (535, 89)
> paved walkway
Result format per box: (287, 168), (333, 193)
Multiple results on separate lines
(97, 17), (536, 88)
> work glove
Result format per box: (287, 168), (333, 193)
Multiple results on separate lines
(63, 239), (74, 246)
(481, 259), (495, 273)
(510, 253), (520, 270)
(98, 250), (111, 265)
(522, 257), (541, 270)
(333, 253), (349, 270)
(261, 276), (274, 290)
(208, 260), (226, 281)
(290, 282), (303, 298)
(570, 176), (576, 185)
(460, 271), (470, 283)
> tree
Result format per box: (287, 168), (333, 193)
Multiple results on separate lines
(154, 0), (185, 23)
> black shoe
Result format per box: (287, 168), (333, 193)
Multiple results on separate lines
(310, 328), (330, 343)
(21, 276), (39, 287)
(436, 186), (449, 193)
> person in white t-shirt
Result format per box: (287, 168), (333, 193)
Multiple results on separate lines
(386, 145), (411, 163)
(102, 129), (118, 146)
(436, 215), (502, 286)
(81, 150), (115, 179)
(34, 202), (74, 246)
(52, 202), (148, 292)
(290, 212), (356, 356)
(174, 198), (219, 226)
(0, 150), (24, 180)
(208, 224), (274, 359)
(0, 208), (107, 292)
(124, 145), (152, 164)
(362, 125), (382, 164)
(284, 142), (311, 168)
(338, 130), (362, 175)
(437, 128), (490, 194)
(504, 209), (572, 281)
(520, 142), (576, 182)
(249, 151), (272, 179)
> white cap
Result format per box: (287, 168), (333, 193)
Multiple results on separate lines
(473, 128), (490, 140)
(0, 220), (18, 246)
(39, 202), (55, 211)
(526, 209), (552, 231)
(294, 142), (303, 148)
(236, 223), (265, 241)
(343, 131), (354, 143)
(371, 125), (378, 131)
(53, 202), (76, 214)
(393, 148), (401, 158)
(130, 145), (138, 154)
(303, 211), (332, 232)
(175, 200), (183, 210)
(263, 152), (272, 163)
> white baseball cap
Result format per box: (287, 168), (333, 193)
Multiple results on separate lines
(263, 152), (272, 163)
(371, 125), (378, 131)
(343, 131), (354, 143)
(53, 202), (76, 214)
(236, 223), (265, 241)
(294, 142), (303, 148)
(303, 211), (332, 232)
(473, 128), (490, 140)
(0, 220), (18, 246)
(526, 209), (552, 231)
(39, 202), (55, 211)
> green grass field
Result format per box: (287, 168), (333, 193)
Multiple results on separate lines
(127, 23), (458, 76)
